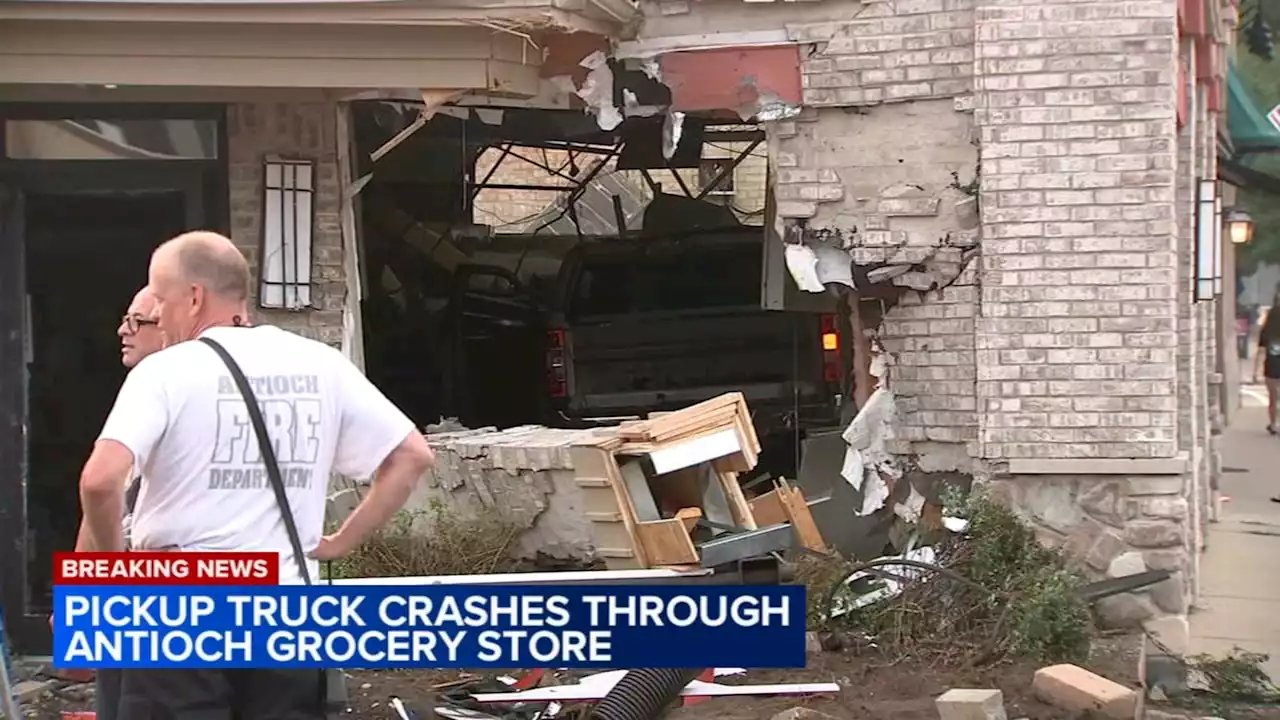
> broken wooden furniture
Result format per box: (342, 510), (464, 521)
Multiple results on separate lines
(570, 393), (828, 569)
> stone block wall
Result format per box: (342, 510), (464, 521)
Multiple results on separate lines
(408, 425), (601, 564)
(226, 101), (347, 348)
(991, 474), (1190, 622)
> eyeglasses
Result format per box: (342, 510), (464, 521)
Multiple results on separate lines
(122, 315), (159, 334)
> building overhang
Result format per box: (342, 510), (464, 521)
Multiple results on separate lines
(0, 0), (637, 32)
(0, 0), (638, 95)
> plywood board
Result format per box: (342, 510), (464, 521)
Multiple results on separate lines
(777, 479), (826, 552)
(747, 489), (788, 527)
(636, 518), (699, 566)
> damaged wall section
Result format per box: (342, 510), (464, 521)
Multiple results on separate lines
(767, 99), (981, 472)
(625, 0), (1203, 633)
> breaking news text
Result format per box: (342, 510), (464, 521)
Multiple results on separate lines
(51, 585), (806, 670)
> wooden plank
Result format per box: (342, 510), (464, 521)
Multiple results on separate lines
(747, 489), (788, 527)
(603, 452), (652, 567)
(675, 507), (702, 532)
(619, 393), (742, 441)
(636, 519), (699, 566)
(596, 547), (637, 558)
(717, 470), (758, 530)
(777, 479), (826, 552)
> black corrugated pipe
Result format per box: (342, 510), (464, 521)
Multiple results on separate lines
(589, 668), (704, 720)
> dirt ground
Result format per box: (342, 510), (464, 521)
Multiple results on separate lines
(339, 636), (1139, 720)
(18, 636), (1139, 720)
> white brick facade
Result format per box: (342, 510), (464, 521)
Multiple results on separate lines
(632, 0), (1230, 629)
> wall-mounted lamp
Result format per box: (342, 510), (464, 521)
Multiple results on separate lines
(1227, 208), (1255, 245)
(1195, 178), (1221, 300)
(259, 157), (315, 310)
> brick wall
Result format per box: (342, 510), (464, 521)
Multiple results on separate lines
(881, 263), (980, 470)
(972, 0), (1181, 460)
(789, 0), (975, 107)
(226, 102), (346, 348)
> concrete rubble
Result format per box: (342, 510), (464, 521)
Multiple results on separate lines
(935, 688), (1008, 720)
(329, 424), (609, 566)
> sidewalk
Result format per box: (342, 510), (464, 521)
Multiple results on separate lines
(1189, 383), (1280, 678)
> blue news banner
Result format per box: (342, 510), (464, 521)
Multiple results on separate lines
(53, 585), (806, 670)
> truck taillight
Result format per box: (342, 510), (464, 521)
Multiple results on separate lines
(820, 313), (842, 384)
(546, 328), (568, 398)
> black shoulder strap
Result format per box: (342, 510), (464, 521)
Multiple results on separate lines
(200, 336), (312, 586)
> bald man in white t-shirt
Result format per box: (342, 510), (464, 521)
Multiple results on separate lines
(78, 231), (435, 719)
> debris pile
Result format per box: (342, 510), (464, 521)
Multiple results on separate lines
(370, 668), (840, 720)
(810, 488), (1100, 667)
(570, 392), (827, 570)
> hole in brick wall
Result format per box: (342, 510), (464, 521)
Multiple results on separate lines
(348, 102), (839, 486)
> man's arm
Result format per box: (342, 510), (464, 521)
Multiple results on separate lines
(313, 432), (434, 559)
(316, 354), (434, 560)
(80, 441), (135, 552)
(82, 361), (168, 552)
(74, 518), (94, 552)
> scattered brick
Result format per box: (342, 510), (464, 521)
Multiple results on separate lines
(936, 688), (1009, 720)
(1031, 664), (1138, 720)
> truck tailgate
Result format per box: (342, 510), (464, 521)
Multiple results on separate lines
(567, 310), (824, 412)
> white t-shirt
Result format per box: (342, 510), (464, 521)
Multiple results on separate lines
(97, 325), (417, 584)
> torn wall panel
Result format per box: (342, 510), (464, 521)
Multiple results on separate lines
(658, 45), (802, 119)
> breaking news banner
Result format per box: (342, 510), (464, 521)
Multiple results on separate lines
(51, 552), (805, 671)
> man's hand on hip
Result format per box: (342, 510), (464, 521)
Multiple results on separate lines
(309, 534), (353, 561)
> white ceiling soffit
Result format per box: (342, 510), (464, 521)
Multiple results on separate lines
(0, 0), (635, 31)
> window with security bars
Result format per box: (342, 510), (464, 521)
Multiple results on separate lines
(259, 158), (315, 310)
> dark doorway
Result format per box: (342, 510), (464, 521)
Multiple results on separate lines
(0, 104), (226, 655)
(23, 191), (188, 608)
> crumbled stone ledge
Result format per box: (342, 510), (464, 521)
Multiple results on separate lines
(988, 473), (1192, 629)
(336, 425), (610, 565)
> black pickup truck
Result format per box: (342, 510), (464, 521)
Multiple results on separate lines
(541, 233), (843, 471)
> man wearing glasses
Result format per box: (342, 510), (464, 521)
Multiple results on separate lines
(117, 287), (164, 370)
(68, 287), (166, 720)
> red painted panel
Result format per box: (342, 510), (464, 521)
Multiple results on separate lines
(1184, 0), (1208, 36)
(1195, 37), (1218, 80)
(1206, 77), (1224, 113)
(658, 45), (803, 116)
(538, 31), (610, 82)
